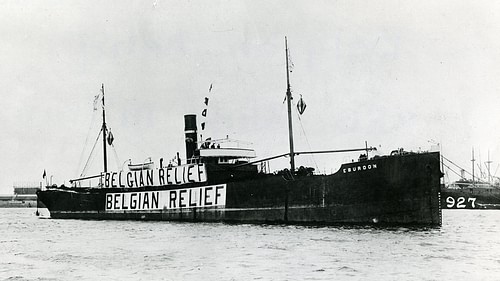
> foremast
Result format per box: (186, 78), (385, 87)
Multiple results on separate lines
(285, 37), (295, 173)
(67, 84), (110, 185)
(101, 83), (108, 173)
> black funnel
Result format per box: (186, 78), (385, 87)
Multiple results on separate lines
(184, 114), (198, 163)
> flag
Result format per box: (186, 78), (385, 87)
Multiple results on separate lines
(209, 83), (213, 92)
(202, 109), (207, 117)
(201, 122), (206, 130)
(42, 170), (46, 179)
(93, 94), (101, 111)
(297, 95), (306, 115)
(204, 97), (209, 106)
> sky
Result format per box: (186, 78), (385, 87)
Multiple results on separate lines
(1, 0), (500, 193)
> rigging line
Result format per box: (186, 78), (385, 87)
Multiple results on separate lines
(441, 161), (463, 179)
(81, 133), (100, 177)
(295, 100), (319, 172)
(80, 129), (102, 177)
(271, 99), (289, 158)
(443, 159), (462, 178)
(111, 144), (121, 171)
(75, 109), (98, 177)
(441, 155), (475, 178)
(261, 99), (286, 159)
(83, 146), (98, 178)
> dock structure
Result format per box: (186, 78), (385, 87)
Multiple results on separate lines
(0, 182), (42, 208)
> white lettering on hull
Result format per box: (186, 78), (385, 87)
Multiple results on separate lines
(343, 163), (378, 173)
(446, 196), (477, 208)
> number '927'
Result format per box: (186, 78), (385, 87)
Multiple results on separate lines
(446, 196), (477, 208)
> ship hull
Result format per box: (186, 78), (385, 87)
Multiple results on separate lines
(37, 152), (442, 226)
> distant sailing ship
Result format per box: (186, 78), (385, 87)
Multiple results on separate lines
(37, 38), (442, 226)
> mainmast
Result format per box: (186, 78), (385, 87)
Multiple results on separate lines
(101, 83), (108, 173)
(285, 37), (295, 173)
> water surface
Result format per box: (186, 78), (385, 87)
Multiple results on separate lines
(1, 209), (499, 280)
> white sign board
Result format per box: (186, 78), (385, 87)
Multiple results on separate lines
(102, 163), (207, 188)
(105, 184), (226, 211)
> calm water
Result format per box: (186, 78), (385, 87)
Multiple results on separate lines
(1, 209), (499, 281)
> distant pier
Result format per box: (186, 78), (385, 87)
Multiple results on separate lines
(0, 182), (45, 208)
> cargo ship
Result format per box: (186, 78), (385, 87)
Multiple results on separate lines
(37, 39), (442, 226)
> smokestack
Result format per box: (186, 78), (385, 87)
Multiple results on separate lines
(184, 114), (198, 163)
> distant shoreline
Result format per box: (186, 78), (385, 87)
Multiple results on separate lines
(0, 201), (38, 208)
(0, 195), (44, 208)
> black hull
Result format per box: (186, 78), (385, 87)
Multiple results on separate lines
(440, 187), (500, 209)
(38, 152), (442, 226)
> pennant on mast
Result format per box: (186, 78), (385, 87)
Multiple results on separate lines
(200, 83), (213, 139)
(93, 94), (101, 111)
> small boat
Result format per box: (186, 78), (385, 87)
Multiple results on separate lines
(128, 160), (154, 171)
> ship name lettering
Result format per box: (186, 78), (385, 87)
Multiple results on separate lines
(343, 163), (377, 173)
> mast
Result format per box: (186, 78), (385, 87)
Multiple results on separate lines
(486, 150), (492, 184)
(471, 147), (475, 186)
(285, 37), (295, 173)
(101, 83), (108, 173)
